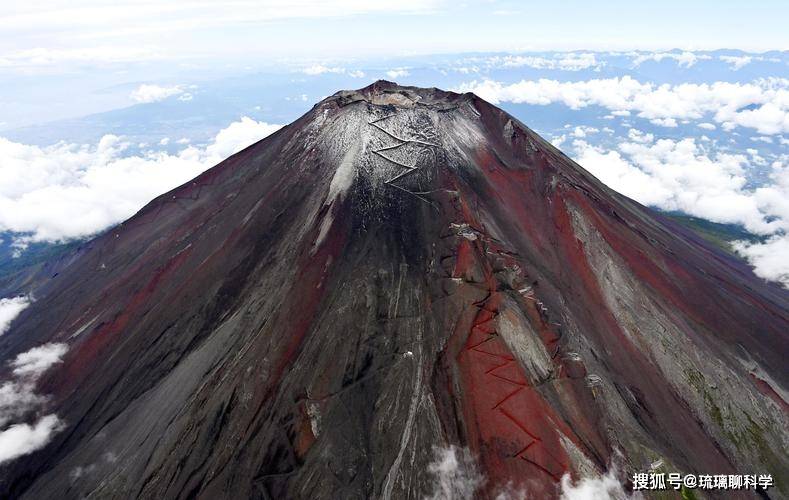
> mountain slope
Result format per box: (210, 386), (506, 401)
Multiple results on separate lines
(1, 81), (787, 499)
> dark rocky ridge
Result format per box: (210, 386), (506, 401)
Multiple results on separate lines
(0, 81), (787, 499)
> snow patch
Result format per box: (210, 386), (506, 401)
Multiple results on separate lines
(313, 211), (335, 252)
(70, 314), (101, 339)
(325, 141), (360, 206)
(307, 402), (321, 438)
(314, 140), (360, 251)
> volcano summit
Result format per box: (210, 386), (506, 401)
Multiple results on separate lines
(0, 81), (787, 499)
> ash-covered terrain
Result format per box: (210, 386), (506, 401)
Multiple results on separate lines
(0, 81), (787, 499)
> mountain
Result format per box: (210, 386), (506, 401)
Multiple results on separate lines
(0, 81), (787, 499)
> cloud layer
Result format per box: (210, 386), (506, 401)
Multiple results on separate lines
(301, 65), (364, 78)
(0, 117), (281, 243)
(562, 134), (789, 287)
(491, 53), (601, 72)
(630, 51), (710, 68)
(457, 77), (789, 135)
(0, 46), (162, 69)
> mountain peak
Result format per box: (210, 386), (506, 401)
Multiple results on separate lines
(1, 84), (787, 499)
(328, 79), (472, 108)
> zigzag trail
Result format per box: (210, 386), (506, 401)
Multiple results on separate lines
(437, 183), (585, 495)
(458, 248), (569, 482)
(367, 113), (439, 207)
(367, 107), (572, 489)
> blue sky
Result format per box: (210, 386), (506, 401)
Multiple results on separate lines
(1, 0), (787, 65)
(1, 0), (787, 127)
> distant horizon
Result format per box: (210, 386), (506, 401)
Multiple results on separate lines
(2, 1), (788, 68)
(1, 3), (788, 288)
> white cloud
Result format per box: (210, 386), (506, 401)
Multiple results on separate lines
(423, 444), (636, 499)
(0, 117), (282, 243)
(733, 161), (789, 285)
(559, 468), (633, 500)
(569, 137), (789, 287)
(1, 343), (67, 427)
(301, 64), (365, 78)
(452, 66), (479, 74)
(630, 51), (710, 68)
(494, 53), (601, 71)
(554, 53), (601, 71)
(386, 68), (410, 79)
(302, 64), (345, 75)
(456, 77), (789, 135)
(720, 55), (753, 70)
(698, 122), (716, 130)
(626, 129), (653, 143)
(0, 342), (70, 464)
(0, 380), (46, 427)
(746, 148), (767, 166)
(0, 414), (64, 464)
(204, 116), (280, 159)
(571, 126), (599, 138)
(129, 84), (185, 103)
(734, 235), (789, 286)
(11, 343), (68, 378)
(575, 138), (775, 233)
(425, 446), (484, 500)
(649, 117), (677, 127)
(721, 54), (780, 69)
(572, 140), (674, 208)
(0, 296), (31, 336)
(299, 64), (364, 78)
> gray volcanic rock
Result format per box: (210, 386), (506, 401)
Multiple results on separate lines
(0, 81), (787, 499)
